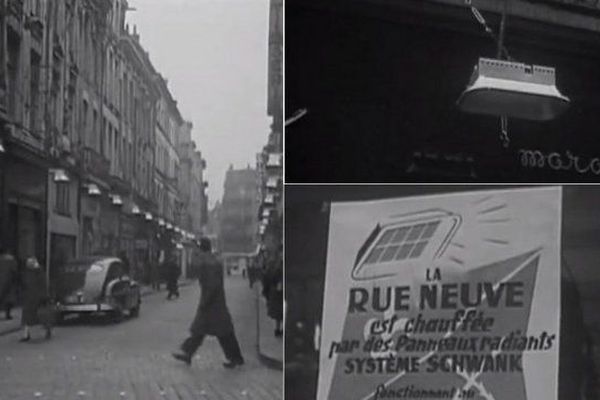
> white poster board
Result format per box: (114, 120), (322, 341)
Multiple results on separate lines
(318, 187), (561, 400)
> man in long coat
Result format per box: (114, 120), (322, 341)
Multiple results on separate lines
(172, 238), (244, 368)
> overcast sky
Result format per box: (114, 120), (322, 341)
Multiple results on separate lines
(127, 0), (271, 207)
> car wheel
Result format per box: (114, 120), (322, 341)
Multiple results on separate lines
(110, 310), (124, 323)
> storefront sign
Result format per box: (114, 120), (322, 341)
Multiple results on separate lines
(519, 149), (600, 175)
(318, 187), (561, 400)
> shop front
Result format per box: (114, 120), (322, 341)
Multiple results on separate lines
(46, 172), (80, 295)
(1, 153), (46, 266)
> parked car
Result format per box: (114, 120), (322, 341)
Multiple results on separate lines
(55, 256), (141, 321)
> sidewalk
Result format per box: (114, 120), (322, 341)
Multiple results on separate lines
(256, 283), (283, 370)
(0, 280), (192, 337)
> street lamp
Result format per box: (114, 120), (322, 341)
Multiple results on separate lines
(84, 183), (101, 196)
(50, 168), (70, 183)
(457, 58), (570, 121)
(110, 194), (123, 206)
(132, 204), (141, 215)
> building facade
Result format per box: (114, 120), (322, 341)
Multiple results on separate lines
(256, 0), (283, 261)
(0, 0), (205, 290)
(220, 166), (259, 274)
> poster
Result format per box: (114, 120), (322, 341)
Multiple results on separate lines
(318, 187), (561, 400)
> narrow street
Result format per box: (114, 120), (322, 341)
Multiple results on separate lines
(0, 277), (281, 400)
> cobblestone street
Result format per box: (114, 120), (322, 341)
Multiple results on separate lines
(0, 277), (282, 400)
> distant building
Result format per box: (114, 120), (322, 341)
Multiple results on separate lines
(219, 166), (259, 274)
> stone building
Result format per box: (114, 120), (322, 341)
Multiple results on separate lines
(0, 0), (205, 289)
(220, 166), (259, 275)
(256, 0), (283, 260)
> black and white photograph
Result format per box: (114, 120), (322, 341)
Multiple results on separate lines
(286, 0), (600, 183)
(285, 185), (600, 400)
(0, 0), (282, 398)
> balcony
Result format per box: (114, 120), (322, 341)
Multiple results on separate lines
(82, 147), (110, 181)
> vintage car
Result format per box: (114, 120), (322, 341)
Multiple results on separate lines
(55, 256), (141, 321)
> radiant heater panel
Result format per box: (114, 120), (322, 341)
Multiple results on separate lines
(457, 58), (570, 121)
(352, 210), (461, 281)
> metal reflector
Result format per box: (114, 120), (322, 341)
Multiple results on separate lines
(87, 183), (101, 196)
(457, 58), (570, 121)
(110, 194), (123, 206)
(52, 169), (70, 183)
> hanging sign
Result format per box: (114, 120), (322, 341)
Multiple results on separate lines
(318, 187), (561, 400)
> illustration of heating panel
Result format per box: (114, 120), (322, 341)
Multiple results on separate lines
(352, 209), (461, 281)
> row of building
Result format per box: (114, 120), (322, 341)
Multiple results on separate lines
(0, 0), (208, 285)
(207, 0), (282, 274)
(257, 0), (283, 261)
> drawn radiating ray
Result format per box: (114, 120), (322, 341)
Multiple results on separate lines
(450, 242), (465, 249)
(472, 195), (494, 205)
(478, 204), (508, 215)
(358, 250), (541, 400)
(479, 218), (511, 223)
(449, 256), (465, 265)
(483, 238), (510, 245)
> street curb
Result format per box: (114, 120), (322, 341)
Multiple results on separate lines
(257, 346), (283, 371)
(255, 284), (283, 371)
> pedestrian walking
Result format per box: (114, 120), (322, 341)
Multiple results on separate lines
(151, 258), (161, 290)
(165, 253), (180, 300)
(20, 257), (52, 342)
(118, 251), (130, 275)
(172, 238), (245, 368)
(262, 250), (283, 337)
(0, 246), (17, 320)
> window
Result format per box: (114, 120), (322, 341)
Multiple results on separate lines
(7, 34), (20, 119)
(363, 221), (440, 264)
(101, 117), (106, 155)
(30, 51), (41, 134)
(82, 100), (89, 145)
(93, 110), (98, 148)
(55, 182), (71, 216)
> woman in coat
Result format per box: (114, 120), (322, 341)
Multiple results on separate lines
(20, 257), (51, 342)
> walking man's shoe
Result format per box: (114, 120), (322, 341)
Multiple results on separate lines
(172, 351), (192, 366)
(223, 358), (245, 369)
